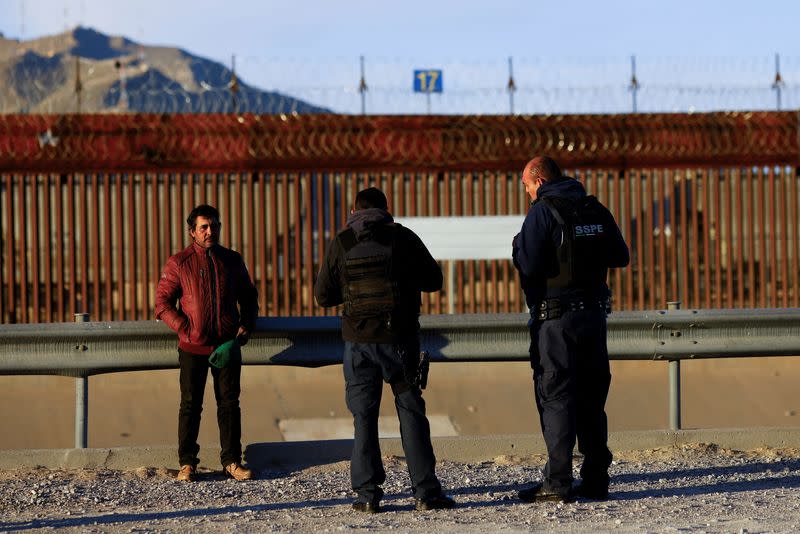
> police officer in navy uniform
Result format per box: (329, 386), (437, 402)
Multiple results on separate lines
(512, 157), (630, 502)
(315, 187), (455, 514)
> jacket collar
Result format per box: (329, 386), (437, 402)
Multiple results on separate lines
(191, 241), (220, 255)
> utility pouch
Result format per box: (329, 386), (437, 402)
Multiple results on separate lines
(535, 298), (563, 321)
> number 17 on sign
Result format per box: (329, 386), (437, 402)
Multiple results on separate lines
(413, 69), (443, 114)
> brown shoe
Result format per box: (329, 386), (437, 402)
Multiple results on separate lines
(176, 464), (196, 482)
(224, 462), (254, 481)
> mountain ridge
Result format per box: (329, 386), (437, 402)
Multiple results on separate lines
(0, 26), (329, 114)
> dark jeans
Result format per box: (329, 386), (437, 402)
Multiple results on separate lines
(343, 341), (442, 503)
(528, 308), (613, 493)
(178, 349), (242, 468)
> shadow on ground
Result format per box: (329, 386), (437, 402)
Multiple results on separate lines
(4, 460), (800, 531)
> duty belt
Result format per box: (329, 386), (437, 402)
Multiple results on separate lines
(532, 296), (612, 321)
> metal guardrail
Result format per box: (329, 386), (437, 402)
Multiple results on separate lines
(3, 307), (800, 446)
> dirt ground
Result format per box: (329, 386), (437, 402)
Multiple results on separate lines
(3, 444), (800, 533)
(1, 358), (799, 450)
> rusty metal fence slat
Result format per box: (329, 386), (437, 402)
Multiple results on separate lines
(90, 173), (100, 320)
(43, 175), (53, 321)
(30, 174), (40, 323)
(768, 168), (777, 307)
(641, 169), (660, 309)
(624, 172), (635, 310)
(667, 170), (679, 306)
(454, 172), (465, 314)
(635, 171), (645, 309)
(735, 169), (745, 308)
(746, 169), (755, 308)
(18, 173), (28, 322)
(679, 171), (689, 307)
(125, 174), (134, 320)
(792, 169), (800, 307)
(303, 173), (314, 316)
(713, 170), (720, 307)
(138, 173), (148, 319)
(757, 169), (766, 308)
(724, 171), (734, 307)
(779, 169), (789, 307)
(78, 174), (87, 318)
(1, 175), (7, 321)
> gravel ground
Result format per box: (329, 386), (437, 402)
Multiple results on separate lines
(2, 444), (800, 533)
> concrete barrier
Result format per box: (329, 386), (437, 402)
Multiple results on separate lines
(2, 427), (800, 470)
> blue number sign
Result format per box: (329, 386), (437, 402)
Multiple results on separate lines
(413, 69), (443, 93)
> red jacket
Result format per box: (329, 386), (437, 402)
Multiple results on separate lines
(155, 242), (258, 355)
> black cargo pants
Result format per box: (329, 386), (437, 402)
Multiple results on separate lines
(528, 308), (613, 494)
(343, 340), (442, 504)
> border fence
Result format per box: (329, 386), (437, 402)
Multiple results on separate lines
(1, 111), (799, 323)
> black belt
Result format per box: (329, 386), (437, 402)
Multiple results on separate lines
(532, 296), (611, 321)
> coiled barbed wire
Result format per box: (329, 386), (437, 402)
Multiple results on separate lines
(0, 112), (796, 173)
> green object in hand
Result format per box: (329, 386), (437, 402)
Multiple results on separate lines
(208, 339), (240, 368)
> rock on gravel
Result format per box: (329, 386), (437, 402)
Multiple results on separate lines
(2, 444), (800, 533)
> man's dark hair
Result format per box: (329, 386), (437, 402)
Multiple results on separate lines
(355, 187), (388, 210)
(186, 204), (220, 229)
(528, 156), (563, 182)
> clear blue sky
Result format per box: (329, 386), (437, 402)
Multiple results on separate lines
(2, 0), (798, 114)
(3, 0), (798, 61)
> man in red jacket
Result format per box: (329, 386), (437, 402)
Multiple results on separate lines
(155, 204), (258, 482)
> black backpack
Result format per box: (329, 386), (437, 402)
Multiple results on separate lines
(338, 225), (398, 321)
(538, 195), (611, 292)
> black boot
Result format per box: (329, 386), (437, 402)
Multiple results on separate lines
(518, 482), (576, 503)
(415, 493), (456, 511)
(575, 480), (609, 500)
(352, 500), (381, 513)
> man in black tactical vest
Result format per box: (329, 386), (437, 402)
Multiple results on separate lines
(512, 157), (630, 503)
(315, 187), (455, 514)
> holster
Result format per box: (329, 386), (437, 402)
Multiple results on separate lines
(415, 351), (430, 390)
(396, 343), (430, 390)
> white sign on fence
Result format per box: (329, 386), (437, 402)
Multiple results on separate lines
(394, 216), (524, 260)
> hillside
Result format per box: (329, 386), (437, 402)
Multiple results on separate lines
(0, 27), (329, 114)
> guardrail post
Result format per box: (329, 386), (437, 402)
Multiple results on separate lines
(667, 301), (682, 430)
(74, 313), (89, 448)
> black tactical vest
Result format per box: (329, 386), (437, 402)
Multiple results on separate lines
(339, 225), (398, 323)
(538, 195), (610, 294)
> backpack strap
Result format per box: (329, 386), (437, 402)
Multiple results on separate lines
(536, 196), (573, 291)
(538, 196), (566, 227)
(339, 228), (358, 253)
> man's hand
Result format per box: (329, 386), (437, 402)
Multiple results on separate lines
(236, 326), (251, 346)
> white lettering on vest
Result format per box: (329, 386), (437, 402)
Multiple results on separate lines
(574, 224), (604, 236)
